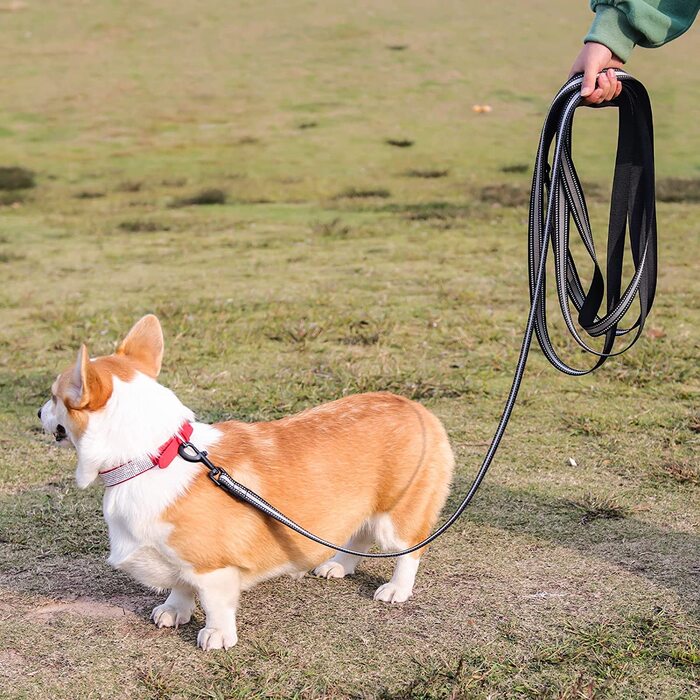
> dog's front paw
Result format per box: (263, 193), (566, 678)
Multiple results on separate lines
(373, 582), (412, 604)
(151, 603), (193, 629)
(313, 561), (347, 579)
(197, 626), (238, 651)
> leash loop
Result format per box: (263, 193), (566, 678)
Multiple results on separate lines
(184, 71), (657, 558)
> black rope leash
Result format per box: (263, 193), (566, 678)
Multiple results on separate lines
(179, 70), (657, 558)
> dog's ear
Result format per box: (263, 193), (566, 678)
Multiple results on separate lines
(117, 314), (164, 377)
(67, 344), (92, 408)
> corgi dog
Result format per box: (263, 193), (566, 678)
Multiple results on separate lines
(38, 315), (454, 650)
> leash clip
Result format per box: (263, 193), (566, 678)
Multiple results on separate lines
(178, 441), (205, 463)
(178, 441), (224, 486)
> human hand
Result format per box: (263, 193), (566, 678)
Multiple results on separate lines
(569, 42), (624, 105)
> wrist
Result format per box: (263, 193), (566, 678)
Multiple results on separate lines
(584, 5), (640, 62)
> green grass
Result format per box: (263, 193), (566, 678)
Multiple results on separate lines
(0, 1), (699, 699)
(378, 611), (699, 699)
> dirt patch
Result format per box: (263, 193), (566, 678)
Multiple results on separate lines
(236, 135), (259, 145)
(161, 177), (187, 187)
(74, 190), (105, 199)
(382, 202), (470, 221)
(311, 217), (351, 238)
(403, 168), (449, 179)
(118, 219), (171, 233)
(500, 163), (529, 174)
(0, 166), (35, 190)
(479, 183), (530, 207)
(171, 188), (227, 207)
(29, 595), (141, 621)
(333, 186), (391, 200)
(0, 251), (26, 263)
(115, 180), (143, 193)
(0, 191), (26, 206)
(0, 649), (24, 679)
(656, 177), (700, 203)
(385, 138), (414, 148)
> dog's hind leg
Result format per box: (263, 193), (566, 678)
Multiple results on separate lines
(373, 552), (420, 603)
(312, 525), (374, 579)
(151, 585), (195, 628)
(374, 437), (453, 603)
(371, 513), (422, 603)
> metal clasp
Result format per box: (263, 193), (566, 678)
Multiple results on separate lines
(178, 442), (206, 463)
(178, 441), (222, 482)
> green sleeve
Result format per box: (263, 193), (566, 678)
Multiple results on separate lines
(584, 0), (700, 61)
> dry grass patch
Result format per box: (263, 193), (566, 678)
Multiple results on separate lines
(311, 218), (351, 239)
(479, 183), (530, 207)
(0, 250), (27, 263)
(500, 163), (529, 174)
(118, 219), (171, 233)
(381, 201), (471, 221)
(403, 168), (449, 179)
(271, 320), (324, 345)
(377, 610), (699, 699)
(0, 191), (27, 206)
(384, 138), (414, 148)
(74, 190), (105, 199)
(171, 188), (227, 207)
(333, 186), (391, 200)
(115, 180), (143, 193)
(656, 177), (700, 203)
(338, 319), (383, 346)
(0, 166), (35, 190)
(568, 492), (629, 524)
(658, 459), (699, 485)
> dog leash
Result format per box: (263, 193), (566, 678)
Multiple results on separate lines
(179, 70), (657, 558)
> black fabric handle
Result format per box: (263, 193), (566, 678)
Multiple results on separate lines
(531, 71), (657, 371)
(199, 71), (657, 558)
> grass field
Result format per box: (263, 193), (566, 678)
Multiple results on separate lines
(1, 1), (699, 698)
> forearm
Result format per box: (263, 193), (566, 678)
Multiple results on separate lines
(586, 0), (700, 61)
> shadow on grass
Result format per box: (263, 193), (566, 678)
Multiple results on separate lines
(460, 483), (699, 612)
(0, 480), (697, 615)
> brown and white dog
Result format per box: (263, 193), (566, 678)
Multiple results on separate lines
(38, 315), (454, 650)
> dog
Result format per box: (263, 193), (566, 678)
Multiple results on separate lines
(38, 315), (454, 650)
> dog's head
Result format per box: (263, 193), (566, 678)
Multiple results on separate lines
(38, 314), (181, 487)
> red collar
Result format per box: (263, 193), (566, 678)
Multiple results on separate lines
(98, 422), (193, 487)
(154, 421), (193, 468)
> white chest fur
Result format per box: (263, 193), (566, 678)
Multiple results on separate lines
(102, 422), (221, 590)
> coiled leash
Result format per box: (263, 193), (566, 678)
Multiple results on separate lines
(179, 70), (657, 558)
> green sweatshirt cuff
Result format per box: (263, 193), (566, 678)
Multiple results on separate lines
(584, 5), (642, 62)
